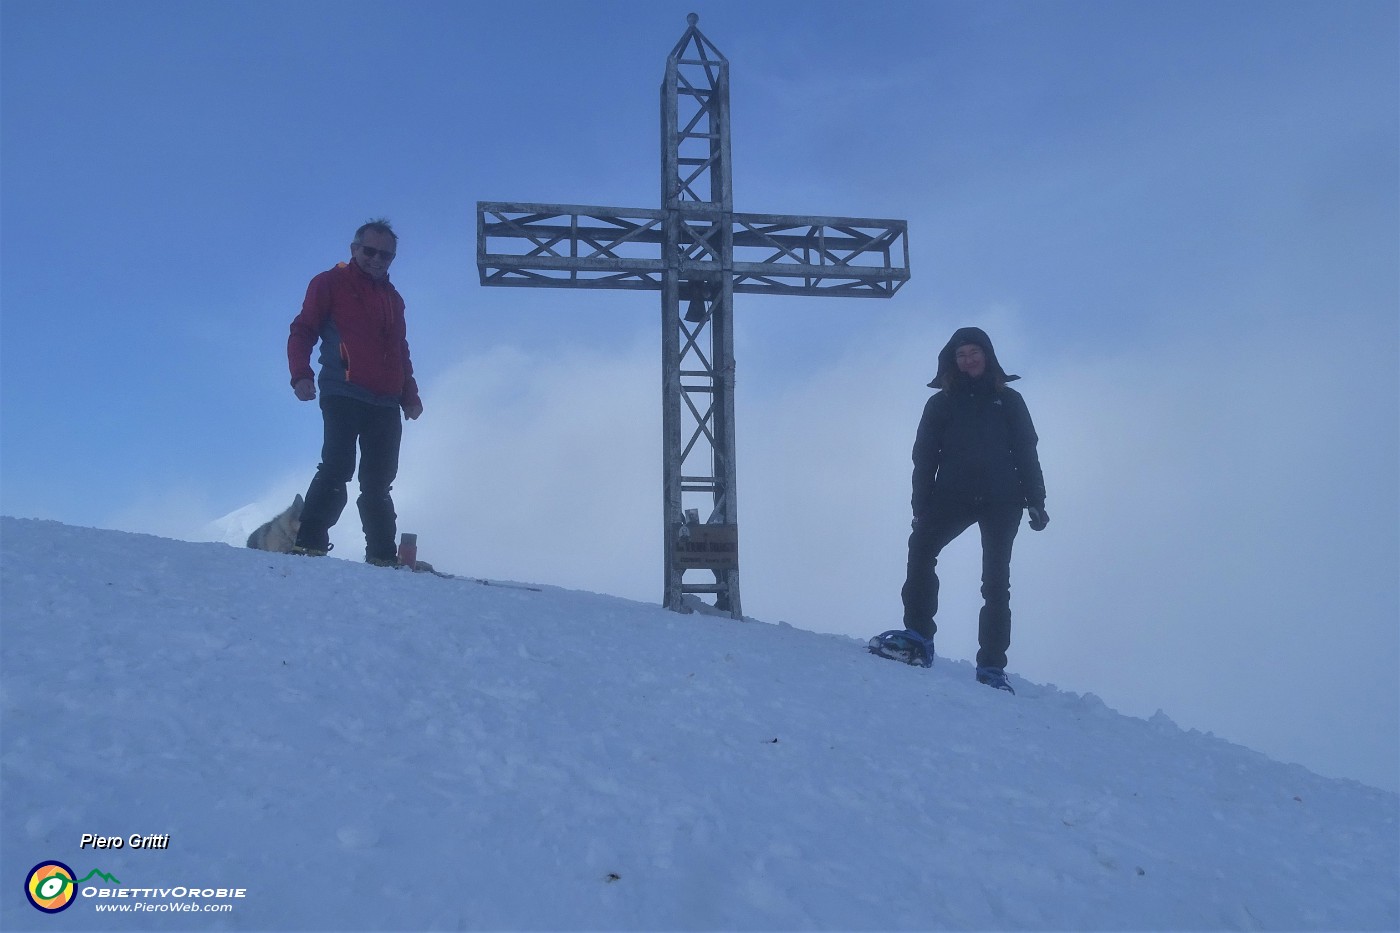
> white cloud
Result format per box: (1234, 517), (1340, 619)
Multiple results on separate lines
(1014, 317), (1398, 790)
(391, 338), (661, 598)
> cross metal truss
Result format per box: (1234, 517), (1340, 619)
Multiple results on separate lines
(477, 14), (909, 617)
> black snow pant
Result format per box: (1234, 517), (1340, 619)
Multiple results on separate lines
(296, 394), (402, 562)
(901, 501), (1022, 671)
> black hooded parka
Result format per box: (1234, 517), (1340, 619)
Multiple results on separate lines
(910, 327), (1045, 516)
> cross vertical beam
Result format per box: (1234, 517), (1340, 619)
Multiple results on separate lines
(661, 16), (739, 614)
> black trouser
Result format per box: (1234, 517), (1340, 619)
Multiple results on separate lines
(901, 501), (1022, 670)
(296, 394), (402, 561)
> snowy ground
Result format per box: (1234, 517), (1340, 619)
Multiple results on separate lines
(2, 517), (1396, 932)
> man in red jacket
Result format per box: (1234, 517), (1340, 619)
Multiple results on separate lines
(286, 219), (424, 565)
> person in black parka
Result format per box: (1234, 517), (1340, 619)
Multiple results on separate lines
(901, 326), (1047, 692)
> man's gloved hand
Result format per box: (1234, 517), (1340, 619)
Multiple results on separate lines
(1026, 504), (1049, 532)
(293, 378), (316, 401)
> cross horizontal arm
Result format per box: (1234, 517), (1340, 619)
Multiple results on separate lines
(477, 201), (910, 297)
(477, 202), (667, 288)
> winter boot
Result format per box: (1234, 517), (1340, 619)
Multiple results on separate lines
(976, 666), (1015, 694)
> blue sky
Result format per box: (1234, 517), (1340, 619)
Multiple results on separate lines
(2, 1), (1396, 791)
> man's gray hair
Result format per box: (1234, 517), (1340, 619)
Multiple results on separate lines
(353, 218), (397, 244)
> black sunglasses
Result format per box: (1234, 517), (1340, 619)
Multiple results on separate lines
(357, 245), (396, 260)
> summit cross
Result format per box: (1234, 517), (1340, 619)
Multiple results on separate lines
(477, 14), (910, 617)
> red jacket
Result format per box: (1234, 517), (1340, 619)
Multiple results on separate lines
(287, 261), (421, 410)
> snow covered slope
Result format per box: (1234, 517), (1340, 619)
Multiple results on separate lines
(2, 518), (1395, 931)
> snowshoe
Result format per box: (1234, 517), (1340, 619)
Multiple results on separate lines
(868, 630), (934, 668)
(976, 666), (1015, 694)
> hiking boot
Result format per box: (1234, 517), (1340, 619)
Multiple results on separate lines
(365, 555), (401, 568)
(290, 543), (331, 557)
(976, 666), (1015, 694)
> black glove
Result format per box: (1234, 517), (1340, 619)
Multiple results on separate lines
(1026, 504), (1049, 531)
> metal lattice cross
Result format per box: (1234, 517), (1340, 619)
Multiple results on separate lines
(477, 14), (909, 617)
